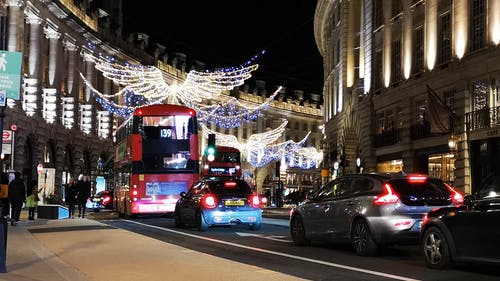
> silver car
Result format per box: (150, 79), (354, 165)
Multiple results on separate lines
(290, 173), (464, 256)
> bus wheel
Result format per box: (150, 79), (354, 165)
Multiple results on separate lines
(196, 210), (208, 231)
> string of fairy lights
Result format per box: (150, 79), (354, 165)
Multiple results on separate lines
(200, 122), (323, 168)
(82, 51), (323, 169)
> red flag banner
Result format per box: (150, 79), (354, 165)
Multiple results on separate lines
(428, 88), (450, 134)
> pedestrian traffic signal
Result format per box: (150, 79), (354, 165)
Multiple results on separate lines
(206, 134), (216, 162)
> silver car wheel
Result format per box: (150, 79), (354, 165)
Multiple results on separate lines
(422, 226), (452, 269)
(352, 219), (377, 256)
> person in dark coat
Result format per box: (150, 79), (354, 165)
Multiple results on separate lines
(76, 175), (91, 218)
(8, 171), (26, 226)
(65, 177), (78, 219)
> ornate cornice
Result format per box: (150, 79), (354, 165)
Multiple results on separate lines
(25, 3), (42, 25)
(6, 0), (23, 8)
(47, 2), (69, 19)
(44, 19), (61, 39)
(63, 35), (78, 51)
(80, 47), (94, 61)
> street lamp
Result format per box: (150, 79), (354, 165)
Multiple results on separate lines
(448, 134), (457, 151)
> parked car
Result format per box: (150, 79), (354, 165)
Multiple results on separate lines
(86, 190), (114, 211)
(290, 173), (463, 256)
(421, 173), (500, 269)
(174, 179), (262, 231)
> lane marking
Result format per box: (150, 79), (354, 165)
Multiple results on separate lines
(122, 219), (421, 281)
(235, 232), (290, 242)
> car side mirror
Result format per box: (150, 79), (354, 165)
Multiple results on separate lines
(306, 193), (315, 201)
(464, 194), (474, 206)
(180, 191), (187, 198)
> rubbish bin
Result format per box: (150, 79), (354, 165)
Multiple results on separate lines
(0, 205), (7, 273)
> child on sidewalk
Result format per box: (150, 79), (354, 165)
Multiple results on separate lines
(26, 180), (40, 220)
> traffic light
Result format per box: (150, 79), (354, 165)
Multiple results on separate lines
(206, 134), (216, 162)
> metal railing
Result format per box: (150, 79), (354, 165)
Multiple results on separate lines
(373, 128), (401, 147)
(466, 106), (500, 131)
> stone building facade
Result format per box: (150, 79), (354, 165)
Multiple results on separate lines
(0, 0), (323, 199)
(315, 0), (500, 194)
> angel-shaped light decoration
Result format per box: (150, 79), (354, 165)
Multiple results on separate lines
(200, 121), (323, 168)
(81, 51), (280, 128)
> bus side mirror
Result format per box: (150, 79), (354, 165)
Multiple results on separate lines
(180, 191), (187, 198)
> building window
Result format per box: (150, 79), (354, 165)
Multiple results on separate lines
(386, 110), (394, 131)
(414, 27), (424, 73)
(415, 98), (426, 125)
(443, 89), (456, 113)
(336, 39), (341, 65)
(392, 0), (402, 19)
(374, 50), (383, 90)
(374, 0), (384, 28)
(470, 0), (486, 51)
(392, 40), (401, 83)
(376, 112), (384, 134)
(439, 13), (451, 63)
(472, 80), (488, 110)
(336, 2), (342, 25)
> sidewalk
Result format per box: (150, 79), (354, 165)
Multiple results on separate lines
(1, 208), (300, 281)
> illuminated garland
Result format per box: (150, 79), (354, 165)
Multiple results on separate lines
(201, 122), (323, 169)
(83, 53), (275, 126)
(81, 51), (322, 169)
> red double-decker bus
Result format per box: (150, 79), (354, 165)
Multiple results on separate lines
(201, 146), (242, 179)
(113, 104), (199, 217)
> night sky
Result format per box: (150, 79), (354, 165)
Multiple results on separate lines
(121, 1), (323, 96)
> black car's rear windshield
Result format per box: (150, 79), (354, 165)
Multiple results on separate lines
(388, 178), (449, 196)
(208, 181), (252, 196)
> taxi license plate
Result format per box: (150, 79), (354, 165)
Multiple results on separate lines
(225, 200), (244, 206)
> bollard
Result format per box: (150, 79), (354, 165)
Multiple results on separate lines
(0, 205), (6, 273)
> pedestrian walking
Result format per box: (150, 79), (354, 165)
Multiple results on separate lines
(76, 174), (91, 218)
(8, 171), (26, 226)
(26, 180), (40, 220)
(65, 177), (78, 219)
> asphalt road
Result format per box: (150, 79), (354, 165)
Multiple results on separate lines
(89, 210), (500, 281)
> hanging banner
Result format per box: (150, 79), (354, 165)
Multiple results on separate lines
(0, 51), (23, 100)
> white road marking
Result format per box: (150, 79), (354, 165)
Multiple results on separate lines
(122, 219), (421, 281)
(235, 232), (290, 242)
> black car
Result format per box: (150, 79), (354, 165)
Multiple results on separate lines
(290, 173), (463, 256)
(86, 190), (114, 211)
(420, 173), (500, 269)
(174, 179), (262, 231)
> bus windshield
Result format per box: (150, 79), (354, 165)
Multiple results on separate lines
(138, 114), (195, 171)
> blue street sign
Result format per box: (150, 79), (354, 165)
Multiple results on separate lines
(0, 51), (22, 100)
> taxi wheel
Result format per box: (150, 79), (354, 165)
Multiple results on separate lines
(351, 219), (377, 256)
(196, 210), (208, 231)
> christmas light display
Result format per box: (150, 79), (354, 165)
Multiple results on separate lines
(81, 53), (278, 128)
(200, 122), (323, 168)
(81, 51), (323, 169)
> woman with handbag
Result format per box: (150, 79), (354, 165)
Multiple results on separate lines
(26, 180), (40, 221)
